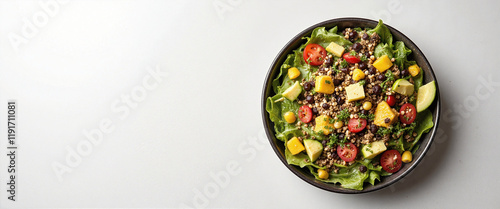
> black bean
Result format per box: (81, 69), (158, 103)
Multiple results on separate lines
(372, 85), (382, 94)
(352, 42), (362, 52)
(324, 57), (333, 66)
(384, 118), (390, 124)
(358, 62), (367, 70)
(359, 165), (367, 173)
(362, 33), (369, 40)
(332, 152), (338, 159)
(401, 69), (410, 77)
(322, 103), (330, 109)
(312, 107), (319, 115)
(339, 133), (345, 139)
(368, 66), (377, 75)
(306, 95), (314, 104)
(370, 124), (378, 133)
(322, 140), (327, 147)
(340, 67), (349, 73)
(377, 74), (386, 81)
(337, 97), (344, 104)
(333, 79), (342, 86)
(303, 82), (312, 91)
(360, 109), (369, 115)
(348, 31), (358, 41)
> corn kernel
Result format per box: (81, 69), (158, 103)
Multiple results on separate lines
(283, 111), (296, 123)
(287, 137), (305, 155)
(334, 121), (343, 129)
(288, 67), (301, 79)
(372, 55), (393, 73)
(318, 169), (329, 179)
(408, 64), (420, 77)
(352, 68), (365, 81)
(402, 151), (413, 163)
(362, 101), (372, 110)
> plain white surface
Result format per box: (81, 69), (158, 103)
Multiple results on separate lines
(0, 0), (499, 208)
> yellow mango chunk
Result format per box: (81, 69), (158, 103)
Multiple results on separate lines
(287, 137), (305, 155)
(288, 67), (301, 79)
(374, 101), (399, 128)
(314, 115), (335, 135)
(314, 76), (335, 94)
(408, 64), (420, 77)
(373, 55), (393, 73)
(352, 68), (365, 81)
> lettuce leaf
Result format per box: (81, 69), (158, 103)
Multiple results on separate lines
(393, 41), (412, 69)
(368, 20), (393, 49)
(404, 109), (434, 151)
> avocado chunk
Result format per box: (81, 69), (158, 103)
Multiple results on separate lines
(303, 139), (323, 162)
(361, 141), (387, 159)
(416, 81), (436, 112)
(282, 81), (302, 101)
(392, 79), (414, 96)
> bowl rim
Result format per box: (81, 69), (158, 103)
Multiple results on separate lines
(261, 17), (441, 194)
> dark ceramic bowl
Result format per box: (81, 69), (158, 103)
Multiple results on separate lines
(261, 18), (440, 194)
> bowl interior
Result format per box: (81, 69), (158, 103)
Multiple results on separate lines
(261, 18), (440, 194)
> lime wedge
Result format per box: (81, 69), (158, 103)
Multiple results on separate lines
(416, 81), (436, 112)
(392, 78), (414, 96)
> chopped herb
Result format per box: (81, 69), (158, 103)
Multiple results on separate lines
(336, 108), (350, 122)
(358, 79), (366, 86)
(360, 55), (368, 62)
(380, 70), (395, 90)
(326, 134), (338, 148)
(325, 80), (331, 84)
(359, 113), (375, 121)
(349, 51), (356, 56)
(340, 60), (349, 68)
(355, 101), (362, 106)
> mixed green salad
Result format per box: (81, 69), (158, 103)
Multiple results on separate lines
(266, 20), (436, 190)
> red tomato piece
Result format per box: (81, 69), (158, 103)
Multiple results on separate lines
(337, 142), (358, 162)
(386, 95), (396, 106)
(303, 44), (327, 66)
(399, 103), (417, 124)
(347, 118), (367, 133)
(298, 105), (313, 123)
(342, 52), (361, 64)
(380, 150), (402, 173)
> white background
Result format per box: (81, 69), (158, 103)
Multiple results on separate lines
(0, 0), (499, 208)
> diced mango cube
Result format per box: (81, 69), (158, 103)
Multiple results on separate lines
(352, 68), (365, 81)
(345, 83), (365, 102)
(288, 67), (301, 79)
(326, 42), (345, 57)
(314, 115), (335, 135)
(287, 137), (305, 155)
(373, 55), (393, 73)
(374, 101), (399, 128)
(314, 76), (335, 94)
(408, 64), (420, 77)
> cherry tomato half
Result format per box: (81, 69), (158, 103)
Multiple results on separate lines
(386, 95), (396, 106)
(303, 44), (327, 66)
(400, 103), (417, 124)
(298, 105), (313, 123)
(347, 118), (367, 133)
(380, 150), (402, 173)
(337, 142), (358, 162)
(342, 52), (361, 64)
